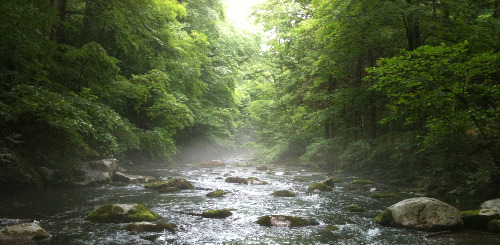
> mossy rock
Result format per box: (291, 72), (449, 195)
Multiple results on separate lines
(85, 204), (162, 223)
(488, 220), (500, 232)
(325, 225), (340, 231)
(247, 177), (268, 185)
(461, 209), (500, 229)
(144, 178), (194, 190)
(370, 193), (401, 199)
(308, 183), (333, 191)
(256, 215), (318, 227)
(272, 190), (297, 197)
(225, 177), (248, 184)
(374, 210), (393, 225)
(201, 209), (232, 218)
(0, 222), (49, 241)
(351, 179), (375, 185)
(123, 222), (176, 232)
(206, 190), (227, 197)
(346, 205), (365, 212)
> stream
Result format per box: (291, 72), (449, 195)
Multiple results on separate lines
(1, 157), (500, 244)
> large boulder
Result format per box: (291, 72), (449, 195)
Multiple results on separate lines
(480, 198), (500, 213)
(0, 222), (50, 243)
(70, 159), (117, 186)
(85, 204), (162, 223)
(256, 215), (318, 227)
(144, 178), (194, 190)
(375, 197), (462, 231)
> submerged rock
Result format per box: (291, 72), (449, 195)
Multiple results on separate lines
(225, 177), (248, 184)
(256, 215), (318, 227)
(375, 197), (462, 231)
(308, 183), (333, 191)
(320, 177), (336, 188)
(201, 209), (232, 218)
(488, 220), (500, 232)
(272, 190), (297, 197)
(123, 222), (176, 232)
(144, 178), (194, 190)
(85, 204), (162, 223)
(206, 190), (228, 197)
(345, 205), (365, 212)
(247, 177), (268, 185)
(0, 222), (49, 243)
(200, 160), (225, 167)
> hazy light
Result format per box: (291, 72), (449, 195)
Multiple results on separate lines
(225, 0), (266, 32)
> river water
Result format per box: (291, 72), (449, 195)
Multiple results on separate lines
(1, 157), (499, 244)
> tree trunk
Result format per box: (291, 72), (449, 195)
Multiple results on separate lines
(50, 0), (68, 43)
(324, 75), (337, 139)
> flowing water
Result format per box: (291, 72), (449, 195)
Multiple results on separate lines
(1, 157), (499, 244)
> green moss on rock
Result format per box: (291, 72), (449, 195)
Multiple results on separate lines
(461, 209), (500, 229)
(374, 210), (393, 226)
(488, 220), (500, 232)
(325, 225), (340, 231)
(308, 183), (333, 191)
(201, 209), (232, 218)
(352, 179), (374, 185)
(272, 190), (297, 197)
(144, 178), (194, 190)
(206, 190), (227, 197)
(346, 205), (365, 212)
(460, 210), (481, 218)
(85, 204), (162, 223)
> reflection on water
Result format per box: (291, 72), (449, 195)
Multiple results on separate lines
(1, 157), (499, 244)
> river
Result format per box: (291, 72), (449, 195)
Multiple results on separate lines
(1, 157), (499, 244)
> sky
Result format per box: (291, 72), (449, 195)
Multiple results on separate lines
(224, 0), (266, 31)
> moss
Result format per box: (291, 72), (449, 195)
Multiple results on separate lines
(488, 220), (500, 233)
(85, 204), (161, 223)
(374, 210), (393, 226)
(308, 183), (333, 191)
(370, 193), (401, 199)
(460, 210), (481, 218)
(201, 209), (232, 218)
(206, 190), (227, 197)
(346, 205), (365, 212)
(225, 177), (247, 184)
(256, 215), (318, 227)
(351, 179), (374, 185)
(325, 225), (340, 231)
(144, 180), (170, 189)
(272, 190), (297, 197)
(127, 204), (162, 222)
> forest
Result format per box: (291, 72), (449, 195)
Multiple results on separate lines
(1, 0), (499, 205)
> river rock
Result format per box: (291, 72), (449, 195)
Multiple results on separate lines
(70, 159), (117, 186)
(225, 176), (247, 184)
(308, 182), (333, 191)
(480, 198), (500, 213)
(201, 209), (232, 218)
(123, 222), (176, 232)
(461, 209), (500, 229)
(256, 215), (318, 227)
(320, 177), (336, 187)
(247, 177), (268, 185)
(113, 172), (154, 184)
(272, 190), (297, 197)
(85, 204), (162, 223)
(200, 160), (225, 167)
(144, 178), (194, 190)
(0, 222), (50, 243)
(375, 197), (462, 231)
